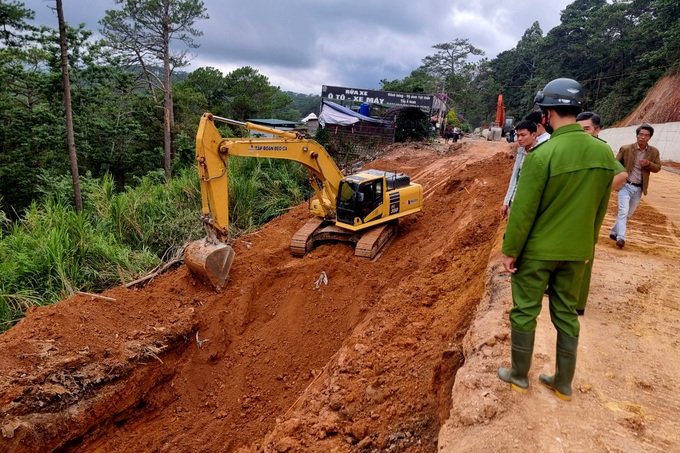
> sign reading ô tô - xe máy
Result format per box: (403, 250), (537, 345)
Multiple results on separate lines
(321, 85), (433, 110)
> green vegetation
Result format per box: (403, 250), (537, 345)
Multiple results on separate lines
(381, 1), (680, 127)
(395, 108), (431, 142)
(0, 194), (159, 331)
(446, 109), (461, 128)
(226, 157), (309, 235)
(0, 161), (308, 331)
(2, 0), (680, 330)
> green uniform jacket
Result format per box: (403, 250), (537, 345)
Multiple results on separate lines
(502, 123), (619, 261)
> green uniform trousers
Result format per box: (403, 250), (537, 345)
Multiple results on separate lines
(510, 258), (586, 337)
(576, 259), (593, 311)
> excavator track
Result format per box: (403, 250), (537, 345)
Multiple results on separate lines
(290, 217), (398, 259)
(290, 217), (326, 257)
(355, 220), (398, 259)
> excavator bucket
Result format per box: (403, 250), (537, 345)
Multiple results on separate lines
(184, 239), (235, 291)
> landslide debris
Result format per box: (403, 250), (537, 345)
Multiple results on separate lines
(0, 140), (512, 452)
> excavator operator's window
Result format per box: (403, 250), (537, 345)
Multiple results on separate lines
(360, 181), (382, 203)
(357, 180), (384, 219)
(338, 181), (358, 208)
(360, 184), (374, 203)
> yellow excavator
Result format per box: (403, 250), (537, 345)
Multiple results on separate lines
(184, 113), (423, 290)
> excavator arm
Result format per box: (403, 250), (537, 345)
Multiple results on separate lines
(195, 113), (345, 239)
(186, 112), (346, 290)
(495, 94), (505, 128)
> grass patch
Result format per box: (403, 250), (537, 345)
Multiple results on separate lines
(0, 159), (309, 332)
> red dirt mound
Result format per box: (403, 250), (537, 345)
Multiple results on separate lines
(616, 72), (680, 126)
(0, 140), (513, 452)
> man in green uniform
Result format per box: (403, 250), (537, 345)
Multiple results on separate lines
(497, 78), (620, 401)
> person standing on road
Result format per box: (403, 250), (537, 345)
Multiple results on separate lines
(575, 111), (628, 316)
(497, 78), (620, 401)
(526, 110), (550, 144)
(444, 126), (454, 144)
(505, 120), (516, 143)
(500, 120), (539, 219)
(609, 124), (662, 249)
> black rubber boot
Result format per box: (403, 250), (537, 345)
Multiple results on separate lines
(539, 331), (579, 401)
(498, 329), (535, 393)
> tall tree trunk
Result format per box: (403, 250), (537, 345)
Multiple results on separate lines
(56, 0), (82, 212)
(162, 0), (173, 180)
(163, 64), (172, 180)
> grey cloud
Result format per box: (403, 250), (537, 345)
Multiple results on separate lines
(25, 0), (572, 94)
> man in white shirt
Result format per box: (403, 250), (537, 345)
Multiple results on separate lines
(500, 120), (539, 219)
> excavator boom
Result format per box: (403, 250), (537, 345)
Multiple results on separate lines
(496, 94), (505, 128)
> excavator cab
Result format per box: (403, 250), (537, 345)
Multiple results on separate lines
(337, 179), (383, 225)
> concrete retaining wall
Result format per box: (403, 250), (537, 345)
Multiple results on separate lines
(600, 122), (680, 162)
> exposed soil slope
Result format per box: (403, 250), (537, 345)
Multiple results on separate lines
(616, 72), (680, 126)
(3, 136), (679, 453)
(0, 140), (511, 452)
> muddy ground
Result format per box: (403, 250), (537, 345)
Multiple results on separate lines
(1, 138), (679, 453)
(439, 165), (680, 452)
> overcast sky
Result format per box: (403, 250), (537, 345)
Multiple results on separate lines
(26, 0), (574, 95)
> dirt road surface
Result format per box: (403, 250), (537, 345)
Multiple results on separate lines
(440, 157), (680, 452)
(1, 138), (678, 452)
